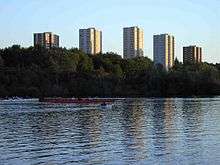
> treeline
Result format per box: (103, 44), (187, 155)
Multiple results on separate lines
(0, 45), (220, 98)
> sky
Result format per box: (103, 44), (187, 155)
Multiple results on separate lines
(0, 0), (219, 63)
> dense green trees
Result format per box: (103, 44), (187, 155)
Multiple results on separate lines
(0, 45), (219, 98)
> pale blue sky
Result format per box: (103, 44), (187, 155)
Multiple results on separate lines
(0, 0), (219, 63)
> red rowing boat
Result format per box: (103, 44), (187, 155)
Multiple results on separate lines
(39, 98), (115, 104)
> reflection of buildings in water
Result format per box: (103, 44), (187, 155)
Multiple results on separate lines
(164, 98), (175, 136)
(151, 98), (175, 161)
(121, 99), (147, 160)
(152, 98), (175, 135)
(151, 98), (204, 162)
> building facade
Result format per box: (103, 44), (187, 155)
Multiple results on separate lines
(79, 28), (102, 55)
(183, 45), (202, 64)
(34, 32), (59, 49)
(123, 26), (144, 59)
(153, 34), (175, 69)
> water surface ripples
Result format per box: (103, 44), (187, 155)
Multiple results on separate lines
(0, 98), (220, 164)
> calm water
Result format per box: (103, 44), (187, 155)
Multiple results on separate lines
(0, 98), (220, 165)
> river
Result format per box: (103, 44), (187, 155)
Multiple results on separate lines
(0, 98), (220, 164)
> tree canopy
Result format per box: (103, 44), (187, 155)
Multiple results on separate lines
(0, 45), (220, 98)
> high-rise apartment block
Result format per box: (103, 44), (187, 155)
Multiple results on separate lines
(123, 26), (144, 59)
(79, 28), (102, 55)
(183, 45), (202, 64)
(153, 34), (175, 69)
(34, 32), (59, 49)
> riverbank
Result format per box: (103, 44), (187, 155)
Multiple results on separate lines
(0, 95), (219, 102)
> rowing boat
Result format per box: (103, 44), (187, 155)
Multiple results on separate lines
(39, 98), (115, 104)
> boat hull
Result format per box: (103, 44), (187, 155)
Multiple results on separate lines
(39, 98), (115, 104)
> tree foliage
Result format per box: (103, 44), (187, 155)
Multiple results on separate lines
(0, 45), (220, 98)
